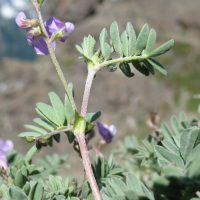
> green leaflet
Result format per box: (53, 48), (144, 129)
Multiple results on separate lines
(162, 165), (184, 177)
(110, 21), (123, 57)
(155, 145), (184, 168)
(162, 139), (179, 155)
(188, 155), (200, 178)
(65, 94), (75, 126)
(180, 128), (199, 161)
(83, 35), (96, 58)
(33, 118), (54, 132)
(145, 28), (156, 54)
(147, 58), (167, 76)
(65, 83), (76, 123)
(135, 24), (149, 55)
(85, 111), (101, 123)
(171, 115), (182, 136)
(75, 45), (84, 56)
(121, 31), (129, 57)
(132, 61), (150, 76)
(9, 186), (28, 200)
(24, 125), (47, 135)
(25, 145), (38, 162)
(161, 123), (175, 145)
(28, 181), (44, 200)
(76, 36), (96, 63)
(36, 103), (59, 126)
(126, 22), (136, 56)
(49, 92), (65, 126)
(44, 176), (71, 199)
(119, 63), (134, 78)
(19, 132), (41, 138)
(99, 28), (111, 60)
(14, 170), (27, 187)
(148, 39), (174, 57)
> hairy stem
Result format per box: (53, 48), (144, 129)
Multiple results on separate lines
(33, 1), (76, 110)
(96, 54), (147, 70)
(35, 126), (73, 141)
(80, 70), (96, 116)
(76, 70), (102, 200)
(33, 1), (101, 198)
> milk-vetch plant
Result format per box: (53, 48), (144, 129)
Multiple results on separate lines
(0, 0), (186, 199)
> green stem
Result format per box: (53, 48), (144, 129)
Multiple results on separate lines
(33, 0), (76, 110)
(96, 55), (147, 70)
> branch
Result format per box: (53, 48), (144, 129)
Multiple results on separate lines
(95, 55), (147, 70)
(32, 1), (76, 110)
(35, 126), (73, 142)
(76, 70), (103, 200)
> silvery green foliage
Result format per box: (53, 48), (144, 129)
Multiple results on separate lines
(19, 83), (75, 148)
(101, 174), (154, 200)
(83, 157), (154, 200)
(118, 111), (200, 200)
(0, 148), (78, 200)
(76, 22), (174, 77)
(1, 110), (200, 199)
(19, 83), (100, 149)
(1, 20), (180, 200)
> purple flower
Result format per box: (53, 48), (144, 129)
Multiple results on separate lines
(27, 34), (56, 56)
(16, 12), (75, 55)
(0, 140), (13, 169)
(45, 17), (75, 42)
(97, 122), (117, 143)
(16, 12), (38, 29)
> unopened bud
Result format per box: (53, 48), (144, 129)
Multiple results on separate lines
(50, 30), (64, 41)
(28, 26), (42, 37)
(16, 12), (39, 29)
(37, 0), (45, 8)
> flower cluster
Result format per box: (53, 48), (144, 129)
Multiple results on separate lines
(0, 140), (13, 169)
(97, 122), (117, 143)
(16, 12), (74, 55)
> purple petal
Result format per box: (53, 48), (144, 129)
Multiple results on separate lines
(97, 122), (117, 143)
(108, 125), (117, 136)
(45, 16), (64, 36)
(15, 12), (27, 28)
(0, 140), (13, 154)
(45, 16), (74, 42)
(27, 35), (56, 55)
(65, 22), (75, 33)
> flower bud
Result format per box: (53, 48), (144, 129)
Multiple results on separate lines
(16, 12), (39, 29)
(37, 0), (45, 8)
(97, 122), (117, 143)
(28, 26), (43, 37)
(50, 30), (64, 41)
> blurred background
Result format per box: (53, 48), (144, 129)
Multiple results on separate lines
(0, 0), (199, 175)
